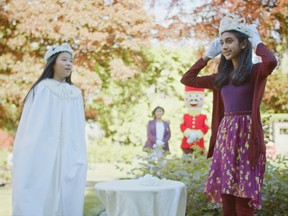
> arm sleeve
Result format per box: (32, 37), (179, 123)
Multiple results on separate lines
(255, 43), (278, 79)
(147, 122), (156, 143)
(200, 116), (209, 135)
(180, 58), (215, 90)
(180, 115), (188, 133)
(163, 123), (171, 143)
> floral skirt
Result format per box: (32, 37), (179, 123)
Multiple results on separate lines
(205, 114), (266, 209)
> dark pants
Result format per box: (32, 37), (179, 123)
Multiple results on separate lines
(221, 194), (254, 216)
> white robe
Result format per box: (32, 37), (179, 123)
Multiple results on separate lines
(12, 79), (88, 216)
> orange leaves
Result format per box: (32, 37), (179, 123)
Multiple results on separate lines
(148, 0), (287, 54)
(109, 58), (138, 80)
(0, 0), (155, 116)
(5, 0), (153, 51)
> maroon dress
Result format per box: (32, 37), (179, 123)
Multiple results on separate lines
(205, 81), (266, 209)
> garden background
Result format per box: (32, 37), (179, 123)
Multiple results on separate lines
(0, 0), (288, 215)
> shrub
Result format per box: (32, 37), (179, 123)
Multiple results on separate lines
(256, 155), (288, 215)
(124, 148), (288, 215)
(123, 147), (221, 215)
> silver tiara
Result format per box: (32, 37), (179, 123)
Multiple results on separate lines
(219, 13), (252, 38)
(44, 43), (74, 63)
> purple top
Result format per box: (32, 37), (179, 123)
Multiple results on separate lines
(221, 81), (253, 112)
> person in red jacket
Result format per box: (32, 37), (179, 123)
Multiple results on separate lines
(180, 86), (209, 154)
(181, 13), (277, 216)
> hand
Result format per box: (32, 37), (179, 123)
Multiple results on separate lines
(187, 133), (198, 144)
(204, 38), (221, 59)
(249, 24), (262, 49)
(156, 140), (164, 145)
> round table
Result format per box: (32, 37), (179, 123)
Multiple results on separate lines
(95, 179), (187, 216)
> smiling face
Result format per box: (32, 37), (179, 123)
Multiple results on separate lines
(185, 91), (205, 110)
(154, 108), (164, 120)
(220, 31), (247, 66)
(53, 52), (73, 82)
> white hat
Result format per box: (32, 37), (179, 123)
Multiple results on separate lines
(219, 13), (252, 38)
(44, 43), (74, 63)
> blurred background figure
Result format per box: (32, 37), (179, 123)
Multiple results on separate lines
(144, 106), (171, 152)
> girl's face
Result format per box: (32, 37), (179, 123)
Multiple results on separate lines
(220, 32), (246, 64)
(154, 108), (164, 119)
(53, 52), (73, 82)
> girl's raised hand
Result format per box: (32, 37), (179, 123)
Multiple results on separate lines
(249, 24), (262, 49)
(204, 38), (222, 59)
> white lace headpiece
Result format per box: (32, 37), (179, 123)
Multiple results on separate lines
(44, 43), (74, 63)
(219, 13), (252, 38)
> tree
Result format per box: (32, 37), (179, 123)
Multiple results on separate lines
(147, 0), (288, 113)
(0, 0), (155, 131)
(147, 0), (288, 54)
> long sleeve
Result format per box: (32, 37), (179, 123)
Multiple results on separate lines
(254, 43), (278, 79)
(248, 43), (277, 166)
(181, 58), (215, 90)
(180, 115), (187, 133)
(200, 115), (209, 135)
(147, 121), (156, 143)
(163, 123), (171, 143)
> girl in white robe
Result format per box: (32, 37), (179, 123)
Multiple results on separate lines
(12, 43), (88, 216)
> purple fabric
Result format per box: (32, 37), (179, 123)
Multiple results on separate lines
(205, 115), (265, 209)
(221, 82), (253, 113)
(144, 120), (171, 151)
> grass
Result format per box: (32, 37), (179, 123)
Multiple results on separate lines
(0, 184), (105, 216)
(0, 163), (130, 216)
(0, 184), (12, 216)
(84, 186), (105, 216)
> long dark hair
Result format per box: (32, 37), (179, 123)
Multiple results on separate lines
(214, 30), (253, 89)
(24, 52), (73, 102)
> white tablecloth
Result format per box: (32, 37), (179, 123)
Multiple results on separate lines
(95, 179), (187, 216)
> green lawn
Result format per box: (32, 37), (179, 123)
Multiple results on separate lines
(84, 185), (105, 216)
(0, 163), (130, 216)
(0, 184), (12, 216)
(0, 184), (105, 216)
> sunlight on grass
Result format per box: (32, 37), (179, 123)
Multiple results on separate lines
(0, 184), (12, 216)
(0, 184), (105, 216)
(84, 187), (105, 216)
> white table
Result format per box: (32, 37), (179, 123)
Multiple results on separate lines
(95, 179), (187, 216)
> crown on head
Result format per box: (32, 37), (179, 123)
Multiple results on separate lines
(219, 13), (252, 38)
(44, 43), (74, 63)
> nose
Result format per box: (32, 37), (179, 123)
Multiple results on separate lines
(66, 61), (72, 67)
(222, 42), (228, 50)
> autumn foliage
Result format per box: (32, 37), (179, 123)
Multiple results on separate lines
(0, 0), (287, 141)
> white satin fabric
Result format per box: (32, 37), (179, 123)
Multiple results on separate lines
(95, 179), (187, 216)
(12, 79), (87, 216)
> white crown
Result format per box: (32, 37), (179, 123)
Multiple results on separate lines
(44, 43), (74, 63)
(219, 13), (252, 38)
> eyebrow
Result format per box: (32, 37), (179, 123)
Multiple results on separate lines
(60, 56), (72, 60)
(221, 37), (234, 41)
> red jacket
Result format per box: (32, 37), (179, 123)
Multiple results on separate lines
(180, 114), (209, 149)
(180, 43), (277, 166)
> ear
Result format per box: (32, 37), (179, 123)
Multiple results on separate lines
(240, 39), (248, 49)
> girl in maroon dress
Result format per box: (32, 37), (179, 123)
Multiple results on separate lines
(181, 13), (277, 216)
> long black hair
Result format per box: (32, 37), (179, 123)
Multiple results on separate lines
(214, 30), (253, 89)
(24, 52), (73, 103)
